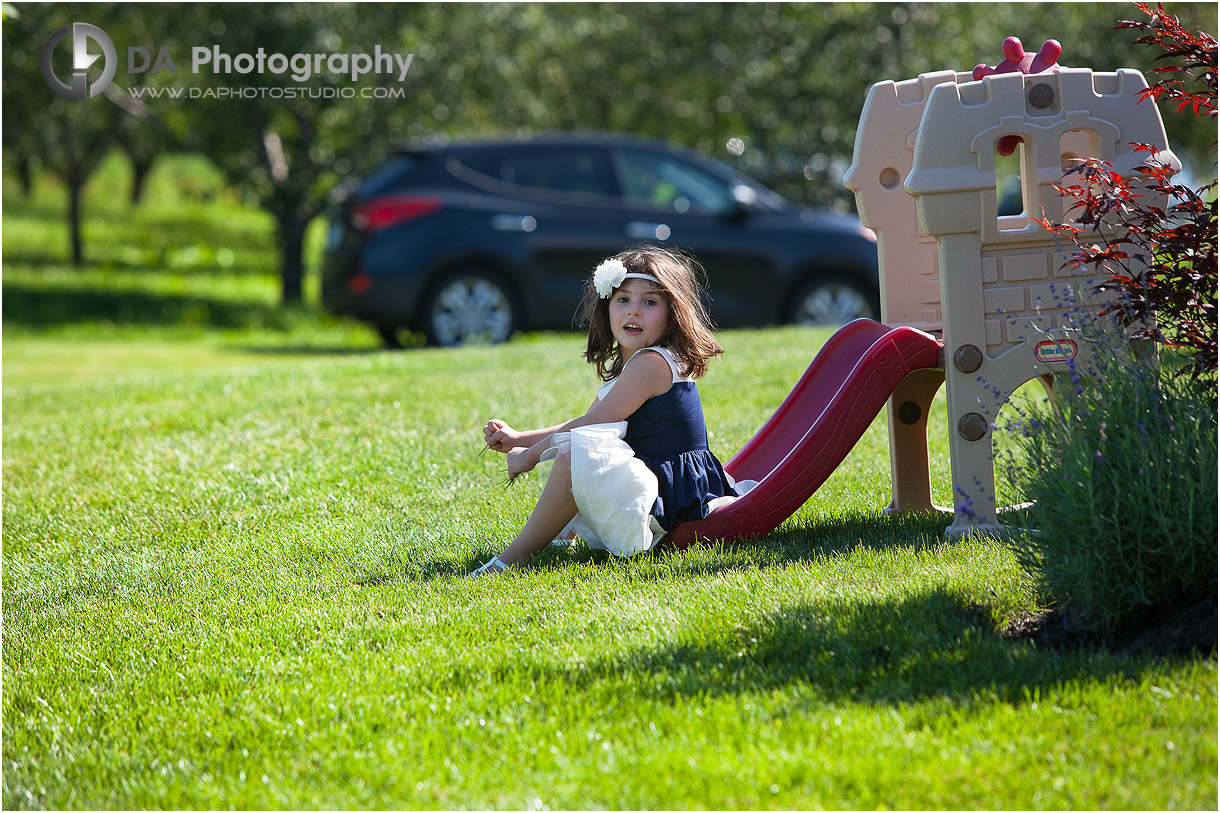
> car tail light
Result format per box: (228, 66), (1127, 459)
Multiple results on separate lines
(350, 195), (443, 232)
(347, 272), (374, 294)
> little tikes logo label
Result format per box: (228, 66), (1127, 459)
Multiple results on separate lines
(41, 21), (413, 100)
(1033, 338), (1078, 364)
(41, 22), (117, 99)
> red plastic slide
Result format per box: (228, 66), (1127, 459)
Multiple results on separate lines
(668, 319), (942, 548)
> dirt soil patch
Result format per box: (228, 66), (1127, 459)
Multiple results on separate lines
(1004, 597), (1217, 658)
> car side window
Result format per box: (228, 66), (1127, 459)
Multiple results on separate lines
(451, 147), (619, 201)
(502, 149), (618, 196)
(452, 151), (503, 180)
(616, 149), (735, 215)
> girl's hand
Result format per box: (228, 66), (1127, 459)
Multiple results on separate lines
(506, 448), (535, 480)
(483, 419), (520, 453)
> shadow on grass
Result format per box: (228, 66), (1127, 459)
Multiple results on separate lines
(3, 205), (277, 268)
(405, 513), (1173, 704)
(459, 589), (1154, 707)
(576, 589), (1147, 705)
(744, 510), (954, 558)
(377, 510), (956, 584)
(613, 510), (956, 581)
(362, 532), (1166, 703)
(2, 279), (284, 331)
(3, 275), (382, 354)
(238, 345), (387, 357)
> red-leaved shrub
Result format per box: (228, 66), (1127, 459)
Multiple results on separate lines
(1039, 3), (1217, 379)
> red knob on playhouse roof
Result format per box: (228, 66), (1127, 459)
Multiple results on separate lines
(973, 37), (1064, 155)
(973, 36), (1063, 80)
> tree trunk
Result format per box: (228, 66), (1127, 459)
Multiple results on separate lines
(15, 152), (33, 199)
(277, 212), (310, 305)
(130, 156), (154, 206)
(68, 177), (84, 266)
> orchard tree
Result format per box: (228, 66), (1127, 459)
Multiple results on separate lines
(2, 3), (124, 264)
(166, 3), (415, 304)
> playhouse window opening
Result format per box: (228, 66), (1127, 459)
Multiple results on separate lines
(996, 138), (1030, 231)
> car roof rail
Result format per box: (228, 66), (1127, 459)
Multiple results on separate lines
(388, 140), (446, 157)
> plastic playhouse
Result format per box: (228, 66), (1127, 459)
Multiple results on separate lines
(668, 37), (1179, 546)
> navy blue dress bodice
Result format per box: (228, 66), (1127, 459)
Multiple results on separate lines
(625, 381), (736, 531)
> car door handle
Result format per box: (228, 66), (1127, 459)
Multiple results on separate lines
(491, 214), (538, 232)
(626, 221), (672, 240)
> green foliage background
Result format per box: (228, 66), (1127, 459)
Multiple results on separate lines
(4, 2), (1215, 300)
(6, 2), (1217, 207)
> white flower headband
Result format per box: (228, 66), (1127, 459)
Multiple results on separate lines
(593, 258), (661, 299)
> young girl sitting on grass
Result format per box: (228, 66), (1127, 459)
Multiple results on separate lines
(471, 246), (749, 577)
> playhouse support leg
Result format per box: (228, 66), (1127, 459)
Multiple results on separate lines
(944, 427), (1007, 538)
(1037, 372), (1056, 410)
(937, 234), (1007, 539)
(885, 366), (947, 515)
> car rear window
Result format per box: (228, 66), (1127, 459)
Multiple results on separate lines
(356, 154), (418, 197)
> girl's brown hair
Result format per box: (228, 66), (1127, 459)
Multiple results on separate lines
(578, 246), (723, 381)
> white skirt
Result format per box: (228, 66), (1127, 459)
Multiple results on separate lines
(542, 422), (749, 558)
(541, 422), (665, 557)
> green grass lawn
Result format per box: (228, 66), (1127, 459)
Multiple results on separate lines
(3, 157), (1216, 809)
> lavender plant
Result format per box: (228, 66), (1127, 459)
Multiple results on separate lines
(1000, 326), (1216, 634)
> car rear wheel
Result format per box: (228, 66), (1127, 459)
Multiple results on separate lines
(789, 274), (880, 327)
(423, 270), (517, 347)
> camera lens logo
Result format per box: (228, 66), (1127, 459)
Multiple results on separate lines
(40, 22), (117, 99)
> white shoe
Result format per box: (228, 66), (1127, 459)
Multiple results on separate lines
(469, 556), (510, 578)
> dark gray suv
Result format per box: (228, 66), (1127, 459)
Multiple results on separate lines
(322, 132), (879, 347)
